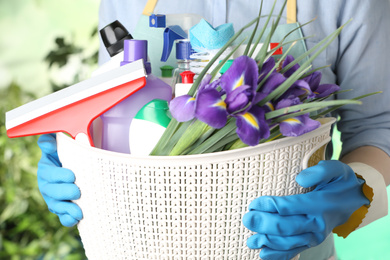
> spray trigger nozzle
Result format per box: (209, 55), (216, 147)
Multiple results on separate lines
(161, 26), (187, 62)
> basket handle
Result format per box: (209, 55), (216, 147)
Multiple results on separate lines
(301, 136), (331, 170)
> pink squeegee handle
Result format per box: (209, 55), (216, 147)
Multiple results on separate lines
(7, 77), (147, 146)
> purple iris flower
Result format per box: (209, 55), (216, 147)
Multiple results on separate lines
(198, 74), (222, 92)
(224, 85), (255, 114)
(304, 71), (340, 98)
(169, 95), (196, 122)
(257, 72), (286, 102)
(235, 105), (269, 146)
(275, 97), (301, 110)
(169, 55), (270, 146)
(195, 88), (228, 128)
(257, 56), (312, 103)
(220, 55), (258, 93)
(279, 114), (321, 137)
(282, 55), (340, 98)
(282, 55), (300, 78)
(258, 57), (276, 83)
(275, 96), (320, 137)
(279, 79), (313, 100)
(168, 54), (332, 146)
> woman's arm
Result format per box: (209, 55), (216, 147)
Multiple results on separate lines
(342, 146), (390, 186)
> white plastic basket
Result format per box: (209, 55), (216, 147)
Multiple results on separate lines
(57, 117), (336, 260)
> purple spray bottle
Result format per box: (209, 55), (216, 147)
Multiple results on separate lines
(100, 39), (172, 153)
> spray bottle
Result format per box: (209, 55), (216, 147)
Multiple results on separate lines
(138, 13), (203, 77)
(175, 70), (195, 97)
(160, 65), (174, 89)
(171, 39), (193, 97)
(92, 20), (133, 77)
(100, 39), (172, 154)
(128, 99), (171, 155)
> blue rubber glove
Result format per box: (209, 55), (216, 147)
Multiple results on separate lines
(242, 160), (370, 260)
(37, 133), (83, 227)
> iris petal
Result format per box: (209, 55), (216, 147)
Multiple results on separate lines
(195, 88), (228, 128)
(259, 57), (276, 83)
(260, 72), (286, 95)
(253, 92), (265, 104)
(303, 71), (340, 98)
(263, 101), (275, 113)
(279, 114), (321, 137)
(198, 74), (213, 91)
(304, 71), (321, 90)
(275, 97), (301, 110)
(282, 55), (300, 78)
(235, 106), (270, 146)
(225, 85), (254, 114)
(314, 84), (340, 98)
(279, 79), (312, 100)
(209, 78), (222, 91)
(200, 77), (223, 93)
(220, 55), (258, 93)
(169, 95), (196, 122)
(294, 79), (312, 96)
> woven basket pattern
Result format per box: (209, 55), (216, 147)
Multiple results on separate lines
(57, 118), (335, 260)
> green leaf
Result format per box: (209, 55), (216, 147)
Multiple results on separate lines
(263, 17), (316, 62)
(2, 240), (19, 255)
(255, 0), (288, 65)
(259, 65), (313, 105)
(0, 200), (28, 223)
(248, 0), (278, 58)
(265, 99), (362, 120)
(169, 120), (211, 156)
(203, 131), (239, 153)
(150, 119), (181, 155)
(257, 40), (299, 90)
(280, 19), (352, 75)
(183, 126), (217, 154)
(44, 37), (82, 68)
(311, 91), (382, 119)
(299, 64), (331, 79)
(258, 21), (349, 106)
(187, 119), (237, 154)
(244, 0), (263, 56)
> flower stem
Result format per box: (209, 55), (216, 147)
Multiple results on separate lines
(169, 120), (210, 156)
(186, 118), (237, 154)
(228, 138), (248, 150)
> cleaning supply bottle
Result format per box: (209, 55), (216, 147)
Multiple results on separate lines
(100, 39), (172, 154)
(175, 70), (195, 97)
(92, 20), (133, 77)
(171, 39), (193, 96)
(145, 13), (203, 76)
(129, 99), (171, 155)
(219, 59), (234, 75)
(160, 65), (174, 89)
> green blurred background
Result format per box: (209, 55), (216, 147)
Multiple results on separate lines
(0, 0), (389, 259)
(0, 1), (97, 259)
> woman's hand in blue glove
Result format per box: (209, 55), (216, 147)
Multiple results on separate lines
(37, 133), (83, 227)
(242, 160), (370, 260)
